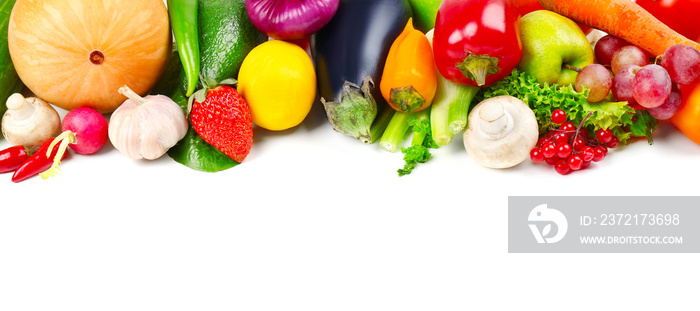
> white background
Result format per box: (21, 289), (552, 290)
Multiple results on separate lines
(2, 0), (700, 310)
(1, 102), (699, 311)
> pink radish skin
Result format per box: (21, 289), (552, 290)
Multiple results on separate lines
(62, 107), (109, 155)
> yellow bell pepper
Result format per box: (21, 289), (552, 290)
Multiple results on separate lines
(380, 18), (437, 113)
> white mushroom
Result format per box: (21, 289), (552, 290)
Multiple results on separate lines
(1, 93), (61, 150)
(463, 95), (538, 169)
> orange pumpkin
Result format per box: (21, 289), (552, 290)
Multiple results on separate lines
(7, 0), (172, 113)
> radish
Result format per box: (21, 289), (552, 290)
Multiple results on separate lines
(40, 107), (108, 179)
(61, 107), (109, 155)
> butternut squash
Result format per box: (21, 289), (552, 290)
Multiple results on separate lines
(7, 0), (171, 113)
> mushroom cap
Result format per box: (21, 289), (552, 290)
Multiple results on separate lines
(1, 95), (61, 149)
(463, 95), (539, 169)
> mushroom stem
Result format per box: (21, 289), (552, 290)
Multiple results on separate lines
(478, 100), (509, 136)
(118, 85), (146, 106)
(5, 93), (35, 121)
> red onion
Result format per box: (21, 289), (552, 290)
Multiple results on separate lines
(246, 0), (339, 40)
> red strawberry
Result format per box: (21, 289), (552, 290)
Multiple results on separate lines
(189, 85), (253, 163)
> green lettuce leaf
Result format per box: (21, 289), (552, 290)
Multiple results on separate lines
(475, 70), (657, 144)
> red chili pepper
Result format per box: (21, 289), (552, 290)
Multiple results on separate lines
(0, 145), (29, 173)
(432, 0), (523, 87)
(11, 138), (67, 183)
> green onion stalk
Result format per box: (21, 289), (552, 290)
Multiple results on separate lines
(430, 72), (479, 146)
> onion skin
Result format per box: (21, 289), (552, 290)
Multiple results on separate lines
(246, 0), (340, 40)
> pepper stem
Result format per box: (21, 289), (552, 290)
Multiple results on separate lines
(456, 54), (499, 86)
(118, 85), (146, 105)
(40, 131), (76, 180)
(390, 86), (426, 112)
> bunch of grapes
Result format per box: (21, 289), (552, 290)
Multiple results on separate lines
(577, 35), (700, 120)
(530, 109), (618, 175)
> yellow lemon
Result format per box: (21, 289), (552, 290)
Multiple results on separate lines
(237, 40), (317, 131)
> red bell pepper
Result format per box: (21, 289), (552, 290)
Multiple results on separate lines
(432, 0), (523, 87)
(512, 0), (543, 16)
(634, 0), (700, 43)
(0, 145), (28, 173)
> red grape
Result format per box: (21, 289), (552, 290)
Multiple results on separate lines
(575, 64), (613, 102)
(612, 64), (641, 104)
(611, 45), (649, 74)
(595, 35), (630, 66)
(648, 84), (683, 120)
(660, 44), (700, 85)
(633, 64), (672, 108)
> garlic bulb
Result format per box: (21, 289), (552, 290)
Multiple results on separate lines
(1, 93), (61, 150)
(109, 85), (188, 160)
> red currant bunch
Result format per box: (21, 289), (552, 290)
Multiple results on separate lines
(529, 109), (619, 175)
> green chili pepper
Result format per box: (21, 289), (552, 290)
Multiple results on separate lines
(167, 0), (200, 97)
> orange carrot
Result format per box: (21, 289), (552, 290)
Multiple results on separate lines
(539, 0), (700, 57)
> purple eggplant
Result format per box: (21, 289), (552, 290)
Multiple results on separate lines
(312, 0), (412, 143)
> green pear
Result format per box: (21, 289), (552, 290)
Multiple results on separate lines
(517, 10), (594, 86)
(407, 0), (442, 33)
